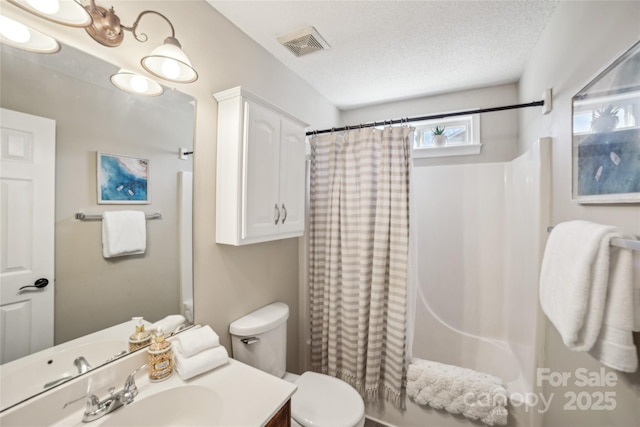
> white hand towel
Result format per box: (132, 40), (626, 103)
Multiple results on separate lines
(176, 325), (220, 357)
(152, 315), (186, 335)
(102, 210), (146, 258)
(407, 358), (508, 426)
(588, 244), (638, 372)
(539, 220), (631, 352)
(174, 345), (228, 380)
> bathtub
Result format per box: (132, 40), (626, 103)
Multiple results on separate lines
(366, 138), (551, 427)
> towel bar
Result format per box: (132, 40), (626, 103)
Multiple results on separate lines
(75, 212), (162, 221)
(547, 226), (640, 251)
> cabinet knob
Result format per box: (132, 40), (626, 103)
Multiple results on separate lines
(274, 204), (281, 225)
(281, 204), (287, 224)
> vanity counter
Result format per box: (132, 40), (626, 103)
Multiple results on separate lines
(130, 358), (296, 426)
(1, 355), (296, 427)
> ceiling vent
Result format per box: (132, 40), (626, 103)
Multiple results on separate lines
(277, 26), (330, 58)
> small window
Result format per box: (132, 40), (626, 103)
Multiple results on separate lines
(572, 92), (638, 134)
(413, 114), (481, 158)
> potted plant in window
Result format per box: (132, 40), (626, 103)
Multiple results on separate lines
(591, 105), (619, 133)
(432, 126), (448, 147)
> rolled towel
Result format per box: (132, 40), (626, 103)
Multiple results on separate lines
(151, 314), (186, 335)
(174, 345), (229, 380)
(176, 325), (220, 357)
(407, 358), (508, 426)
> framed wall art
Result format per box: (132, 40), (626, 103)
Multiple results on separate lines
(97, 152), (150, 204)
(572, 40), (640, 204)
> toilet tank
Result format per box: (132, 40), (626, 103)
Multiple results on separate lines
(229, 302), (289, 378)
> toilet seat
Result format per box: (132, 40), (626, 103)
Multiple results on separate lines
(291, 372), (365, 427)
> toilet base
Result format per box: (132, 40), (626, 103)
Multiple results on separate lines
(284, 371), (365, 427)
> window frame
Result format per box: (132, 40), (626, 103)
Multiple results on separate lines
(412, 114), (481, 158)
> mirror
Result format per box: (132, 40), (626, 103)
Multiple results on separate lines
(0, 41), (195, 410)
(571, 40), (640, 203)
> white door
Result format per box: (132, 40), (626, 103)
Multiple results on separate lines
(242, 101), (281, 240)
(0, 108), (55, 364)
(278, 117), (306, 235)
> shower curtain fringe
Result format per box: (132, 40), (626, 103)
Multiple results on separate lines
(311, 365), (406, 409)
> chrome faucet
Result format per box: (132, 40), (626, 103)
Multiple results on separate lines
(74, 356), (94, 374)
(43, 357), (95, 389)
(63, 364), (148, 422)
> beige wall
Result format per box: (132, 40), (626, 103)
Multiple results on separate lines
(340, 83), (520, 165)
(1, 46), (194, 344)
(519, 1), (640, 426)
(1, 0), (340, 374)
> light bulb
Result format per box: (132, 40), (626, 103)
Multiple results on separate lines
(27, 0), (60, 15)
(0, 16), (31, 43)
(161, 59), (180, 80)
(130, 75), (149, 93)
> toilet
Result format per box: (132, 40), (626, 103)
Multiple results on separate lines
(230, 302), (365, 427)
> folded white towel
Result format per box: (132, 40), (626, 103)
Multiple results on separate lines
(102, 210), (146, 258)
(175, 325), (220, 357)
(152, 315), (186, 335)
(588, 244), (638, 372)
(539, 220), (632, 352)
(407, 358), (508, 426)
(174, 345), (228, 380)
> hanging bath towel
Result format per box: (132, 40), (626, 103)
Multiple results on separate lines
(102, 210), (146, 258)
(406, 358), (508, 426)
(539, 220), (638, 372)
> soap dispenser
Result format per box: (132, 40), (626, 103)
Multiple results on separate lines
(128, 317), (152, 351)
(147, 328), (173, 382)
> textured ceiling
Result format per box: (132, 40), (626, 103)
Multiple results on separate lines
(207, 1), (559, 109)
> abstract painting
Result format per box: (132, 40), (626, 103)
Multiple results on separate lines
(97, 152), (149, 204)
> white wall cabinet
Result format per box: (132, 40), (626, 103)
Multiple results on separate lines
(214, 87), (308, 245)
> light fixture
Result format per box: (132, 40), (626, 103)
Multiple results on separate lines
(7, 0), (92, 27)
(110, 69), (164, 96)
(0, 15), (60, 53)
(141, 36), (198, 83)
(6, 0), (198, 84)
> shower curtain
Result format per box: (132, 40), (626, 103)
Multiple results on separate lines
(308, 126), (412, 407)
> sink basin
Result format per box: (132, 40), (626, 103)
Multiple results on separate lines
(98, 385), (223, 426)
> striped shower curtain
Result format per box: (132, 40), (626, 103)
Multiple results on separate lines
(309, 126), (412, 407)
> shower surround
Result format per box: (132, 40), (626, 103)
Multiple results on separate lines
(366, 138), (551, 427)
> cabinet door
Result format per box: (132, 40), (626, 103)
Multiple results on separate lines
(243, 101), (281, 240)
(278, 117), (306, 235)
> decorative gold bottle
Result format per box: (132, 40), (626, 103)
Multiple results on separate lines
(128, 317), (152, 352)
(147, 330), (173, 382)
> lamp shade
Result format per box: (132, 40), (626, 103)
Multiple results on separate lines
(7, 0), (92, 27)
(110, 69), (164, 96)
(0, 15), (60, 53)
(141, 37), (198, 83)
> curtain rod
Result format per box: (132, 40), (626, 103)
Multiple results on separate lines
(306, 100), (545, 136)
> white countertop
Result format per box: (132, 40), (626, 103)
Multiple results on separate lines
(1, 356), (297, 427)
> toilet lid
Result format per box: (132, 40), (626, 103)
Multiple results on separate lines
(291, 372), (365, 427)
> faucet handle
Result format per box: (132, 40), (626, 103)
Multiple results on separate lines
(63, 392), (109, 422)
(122, 363), (148, 402)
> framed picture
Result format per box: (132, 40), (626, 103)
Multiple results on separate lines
(97, 152), (150, 204)
(571, 41), (640, 204)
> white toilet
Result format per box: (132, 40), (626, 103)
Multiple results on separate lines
(230, 302), (365, 427)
